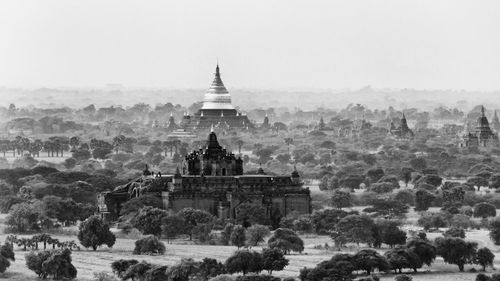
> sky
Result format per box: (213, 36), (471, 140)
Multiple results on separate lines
(0, 0), (499, 90)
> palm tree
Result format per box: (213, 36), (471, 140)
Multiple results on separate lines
(235, 140), (244, 156)
(284, 137), (294, 154)
(43, 141), (53, 157)
(0, 140), (10, 158)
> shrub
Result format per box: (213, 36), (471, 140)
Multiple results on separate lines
(111, 259), (139, 278)
(444, 227), (466, 238)
(0, 243), (15, 273)
(91, 272), (120, 281)
(395, 275), (413, 281)
(209, 275), (235, 281)
(370, 182), (395, 194)
(25, 249), (77, 280)
(133, 236), (166, 255)
(475, 273), (491, 281)
(234, 274), (280, 281)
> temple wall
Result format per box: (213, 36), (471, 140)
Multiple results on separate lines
(284, 194), (311, 215)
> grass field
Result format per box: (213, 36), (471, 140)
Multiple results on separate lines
(1, 191), (500, 280)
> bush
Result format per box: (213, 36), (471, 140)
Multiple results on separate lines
(210, 275), (236, 281)
(111, 259), (139, 278)
(369, 182), (394, 194)
(444, 227), (466, 238)
(0, 243), (15, 273)
(476, 273), (491, 281)
(91, 272), (120, 281)
(133, 236), (166, 255)
(234, 274), (280, 281)
(25, 249), (77, 280)
(395, 275), (413, 281)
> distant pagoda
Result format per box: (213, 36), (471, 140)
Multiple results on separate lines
(389, 113), (414, 140)
(182, 64), (253, 131)
(460, 106), (499, 148)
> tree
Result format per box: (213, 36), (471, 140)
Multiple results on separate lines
(178, 208), (214, 240)
(381, 224), (407, 248)
(311, 209), (350, 235)
(5, 202), (41, 233)
(111, 259), (139, 279)
(409, 158), (427, 171)
(161, 214), (185, 243)
(299, 253), (354, 281)
(352, 249), (390, 275)
(122, 261), (154, 281)
(246, 225), (271, 247)
(331, 190), (352, 209)
(268, 228), (304, 254)
(262, 248), (288, 274)
(417, 212), (447, 230)
(284, 138), (293, 154)
(199, 258), (226, 281)
(385, 247), (422, 273)
(369, 198), (409, 218)
(25, 249), (77, 280)
(467, 176), (489, 191)
(444, 227), (466, 238)
(230, 225), (247, 248)
(133, 236), (166, 255)
(235, 203), (269, 226)
(476, 247), (495, 271)
(335, 214), (375, 246)
(474, 202), (497, 218)
(435, 237), (477, 271)
(406, 239), (436, 267)
(490, 217), (500, 245)
(77, 215), (116, 251)
(414, 189), (435, 211)
(166, 258), (201, 281)
(120, 194), (163, 216)
(0, 243), (15, 274)
(225, 250), (263, 275)
(220, 223), (234, 246)
(339, 174), (365, 190)
(400, 167), (414, 187)
(132, 206), (168, 237)
(369, 182), (395, 194)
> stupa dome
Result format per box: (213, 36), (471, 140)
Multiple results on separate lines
(201, 64), (234, 110)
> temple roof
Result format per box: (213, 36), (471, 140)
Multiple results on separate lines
(201, 64), (234, 110)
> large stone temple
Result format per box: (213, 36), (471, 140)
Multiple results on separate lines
(98, 131), (311, 225)
(182, 64), (253, 131)
(460, 106), (498, 148)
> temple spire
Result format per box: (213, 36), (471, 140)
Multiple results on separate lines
(482, 106), (486, 117)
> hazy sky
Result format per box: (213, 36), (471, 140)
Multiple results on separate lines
(0, 0), (499, 90)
